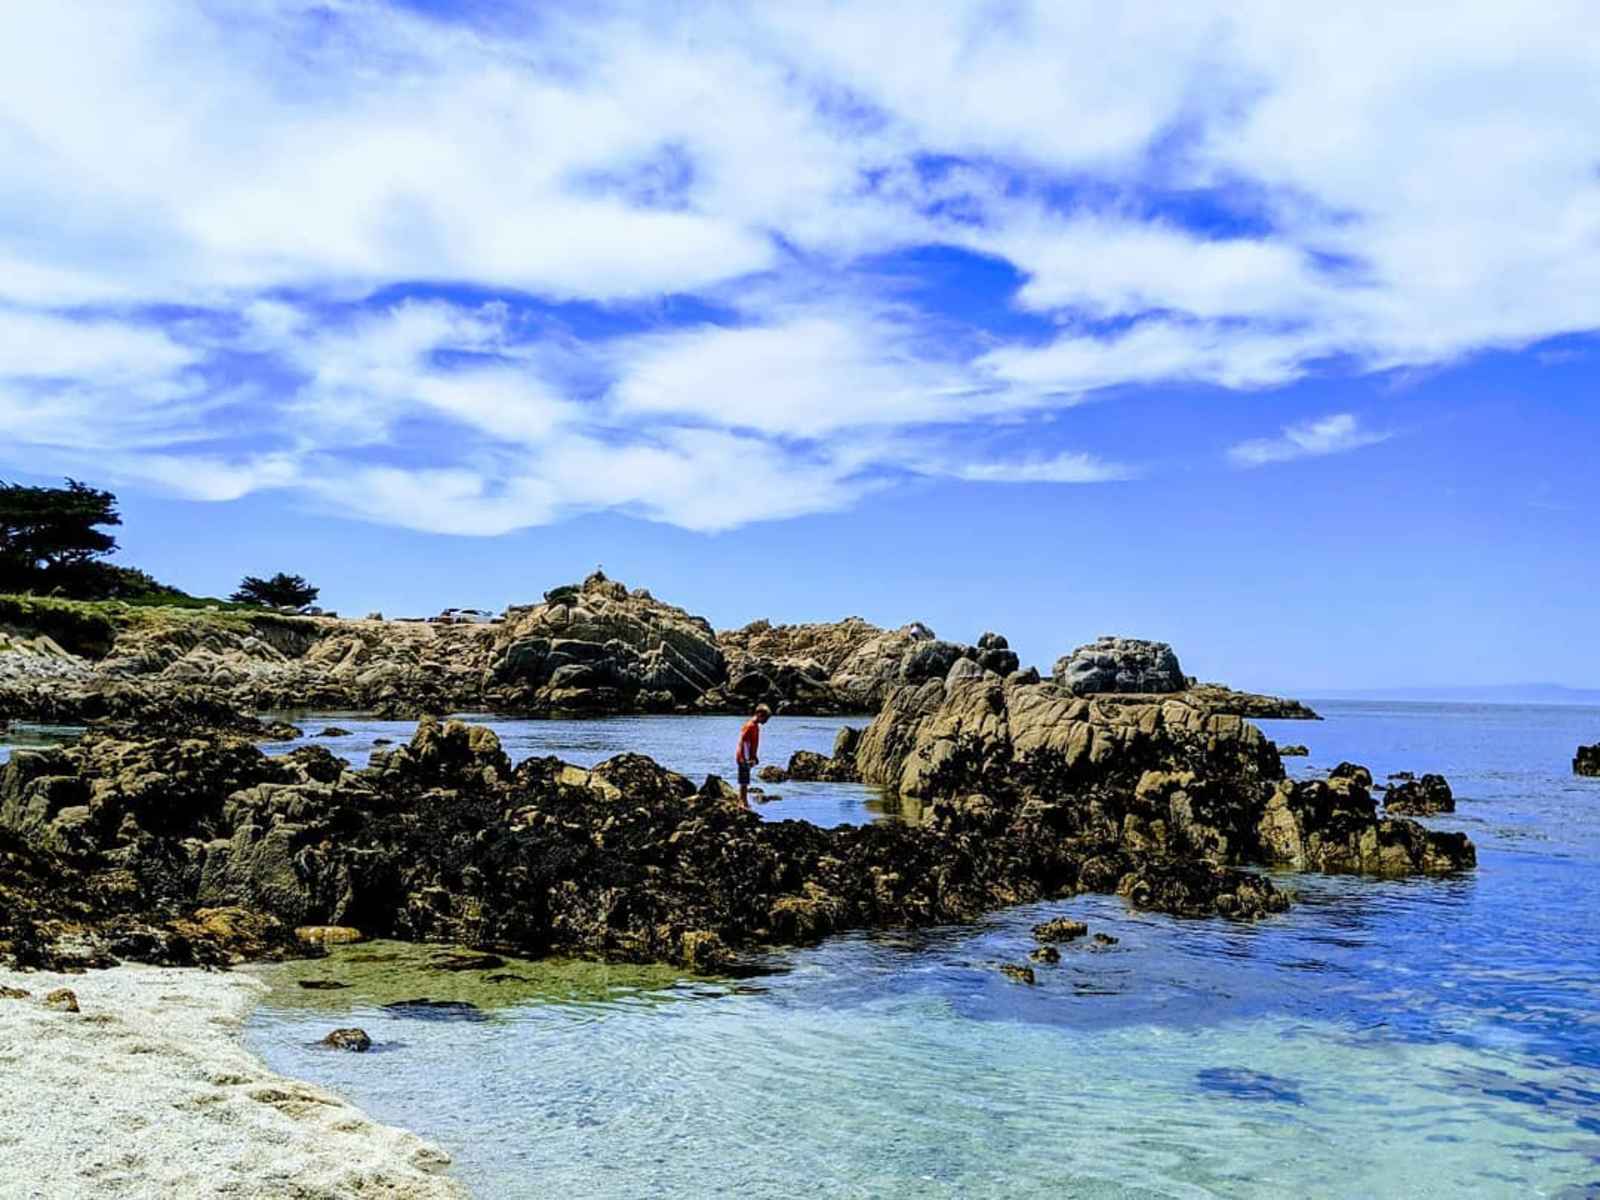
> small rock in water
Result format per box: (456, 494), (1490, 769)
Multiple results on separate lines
(757, 765), (786, 783)
(316, 727), (352, 738)
(43, 987), (79, 1013)
(484, 973), (533, 984)
(297, 980), (350, 991)
(1029, 946), (1061, 964)
(382, 998), (487, 1022)
(1572, 743), (1599, 777)
(429, 952), (506, 972)
(373, 737), (394, 746)
(320, 1028), (372, 1052)
(0, 986), (30, 1000)
(1091, 933), (1119, 946)
(1032, 918), (1089, 943)
(1000, 964), (1036, 985)
(1388, 770), (1416, 782)
(1195, 1067), (1304, 1105)
(1277, 744), (1309, 757)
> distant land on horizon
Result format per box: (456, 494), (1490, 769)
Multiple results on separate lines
(1301, 683), (1600, 707)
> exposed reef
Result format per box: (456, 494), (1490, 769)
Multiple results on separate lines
(3, 677), (1468, 974)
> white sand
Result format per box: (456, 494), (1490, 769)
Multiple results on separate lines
(0, 964), (465, 1199)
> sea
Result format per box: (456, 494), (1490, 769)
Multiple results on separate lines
(6, 702), (1599, 1197)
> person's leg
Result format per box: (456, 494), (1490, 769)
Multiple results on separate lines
(738, 760), (751, 806)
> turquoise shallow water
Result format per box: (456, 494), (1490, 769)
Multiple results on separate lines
(243, 701), (1600, 1198)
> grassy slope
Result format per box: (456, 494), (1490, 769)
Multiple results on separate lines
(0, 594), (317, 659)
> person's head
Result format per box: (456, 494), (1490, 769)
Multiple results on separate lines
(754, 704), (772, 724)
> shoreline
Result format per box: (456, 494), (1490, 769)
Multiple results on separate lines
(0, 962), (464, 1199)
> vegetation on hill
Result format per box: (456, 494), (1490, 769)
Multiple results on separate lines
(231, 572), (320, 609)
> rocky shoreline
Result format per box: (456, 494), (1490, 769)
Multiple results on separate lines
(0, 578), (1472, 1197)
(2, 677), (1467, 977)
(0, 571), (1317, 728)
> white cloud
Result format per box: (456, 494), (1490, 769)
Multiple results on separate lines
(608, 313), (986, 438)
(1227, 412), (1391, 467)
(0, 308), (195, 381)
(0, 2), (1597, 531)
(941, 452), (1138, 484)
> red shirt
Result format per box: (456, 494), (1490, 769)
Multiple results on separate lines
(737, 719), (761, 764)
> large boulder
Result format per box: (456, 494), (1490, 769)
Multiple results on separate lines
(716, 618), (1010, 713)
(1053, 636), (1188, 695)
(854, 672), (1474, 881)
(488, 572), (726, 711)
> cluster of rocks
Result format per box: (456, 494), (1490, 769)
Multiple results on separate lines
(2, 573), (1322, 732)
(5, 683), (1428, 975)
(716, 619), (1022, 714)
(1575, 744), (1599, 777)
(1381, 772), (1455, 815)
(850, 670), (1473, 881)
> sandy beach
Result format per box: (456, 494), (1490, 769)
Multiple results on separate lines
(0, 963), (463, 1200)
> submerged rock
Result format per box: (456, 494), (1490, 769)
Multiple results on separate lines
(999, 964), (1036, 985)
(1029, 945), (1061, 964)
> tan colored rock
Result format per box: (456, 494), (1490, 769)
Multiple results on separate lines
(296, 925), (365, 946)
(44, 987), (79, 1012)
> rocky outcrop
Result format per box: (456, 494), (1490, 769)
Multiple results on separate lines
(3, 706), (1310, 972)
(1048, 640), (1317, 719)
(1383, 773), (1455, 815)
(1181, 684), (1321, 721)
(486, 573), (726, 712)
(1575, 744), (1600, 777)
(714, 619), (1017, 714)
(3, 579), (1318, 727)
(853, 673), (1473, 882)
(1054, 637), (1187, 695)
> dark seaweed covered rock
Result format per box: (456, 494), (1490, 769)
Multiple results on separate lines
(1384, 773), (1455, 815)
(1575, 744), (1600, 777)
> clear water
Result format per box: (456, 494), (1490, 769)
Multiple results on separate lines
(242, 701), (1600, 1197)
(0, 721), (84, 763)
(264, 711), (894, 827)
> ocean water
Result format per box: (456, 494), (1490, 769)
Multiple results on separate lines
(34, 700), (1600, 1195)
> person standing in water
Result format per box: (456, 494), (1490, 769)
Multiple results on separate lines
(736, 704), (772, 807)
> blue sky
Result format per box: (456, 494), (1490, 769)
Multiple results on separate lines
(1, 2), (1597, 690)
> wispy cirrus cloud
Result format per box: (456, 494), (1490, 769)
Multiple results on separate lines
(1227, 412), (1392, 468)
